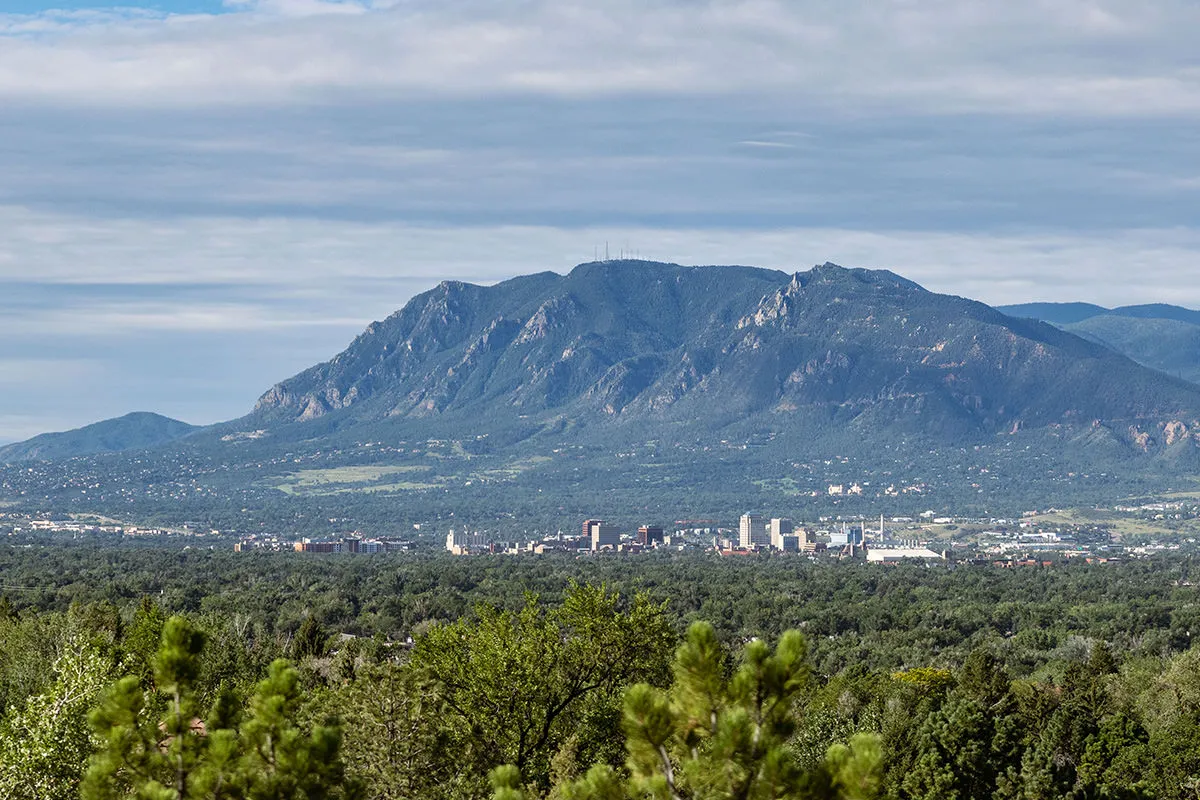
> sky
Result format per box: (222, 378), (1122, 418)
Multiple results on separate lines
(2, 0), (1200, 442)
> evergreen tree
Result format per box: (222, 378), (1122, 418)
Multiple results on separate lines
(236, 660), (349, 799)
(321, 661), (458, 800)
(492, 621), (882, 800)
(82, 614), (355, 800)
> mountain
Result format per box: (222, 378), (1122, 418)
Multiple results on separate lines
(996, 302), (1110, 325)
(0, 412), (199, 463)
(251, 261), (1200, 450)
(8, 261), (1200, 526)
(999, 302), (1200, 385)
(998, 301), (1200, 328)
(1064, 316), (1200, 384)
(1099, 304), (1200, 326)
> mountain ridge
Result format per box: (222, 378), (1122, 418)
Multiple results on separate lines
(245, 261), (1200, 454)
(0, 412), (199, 463)
(7, 261), (1200, 523)
(998, 300), (1200, 385)
(11, 262), (1200, 467)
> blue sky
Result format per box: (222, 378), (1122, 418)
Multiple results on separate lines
(3, 0), (228, 11)
(2, 0), (1200, 442)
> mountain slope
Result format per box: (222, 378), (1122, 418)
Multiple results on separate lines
(999, 301), (1200, 385)
(0, 412), (199, 463)
(250, 261), (1200, 453)
(996, 302), (1109, 325)
(253, 262), (790, 423)
(8, 262), (1200, 525)
(1063, 315), (1200, 385)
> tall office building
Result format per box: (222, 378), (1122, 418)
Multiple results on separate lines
(769, 518), (794, 550)
(829, 523), (864, 547)
(584, 519), (621, 550)
(637, 525), (664, 545)
(739, 513), (770, 549)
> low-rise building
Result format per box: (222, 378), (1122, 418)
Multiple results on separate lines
(866, 547), (943, 563)
(446, 529), (491, 555)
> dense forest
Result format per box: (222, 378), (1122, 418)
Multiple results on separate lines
(3, 544), (1200, 798)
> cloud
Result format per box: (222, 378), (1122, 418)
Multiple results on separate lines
(1, 0), (1198, 438)
(0, 357), (105, 388)
(1, 302), (370, 334)
(221, 0), (374, 17)
(3, 102), (1197, 237)
(0, 1), (1198, 115)
(3, 205), (1200, 309)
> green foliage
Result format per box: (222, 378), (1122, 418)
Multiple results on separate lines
(411, 582), (673, 794)
(501, 621), (883, 800)
(9, 555), (1200, 800)
(291, 617), (329, 662)
(82, 615), (354, 800)
(0, 629), (115, 800)
(237, 660), (350, 799)
(890, 668), (953, 698)
(124, 597), (168, 687)
(315, 661), (456, 800)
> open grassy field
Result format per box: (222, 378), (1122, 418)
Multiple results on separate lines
(1018, 507), (1200, 539)
(273, 465), (443, 496)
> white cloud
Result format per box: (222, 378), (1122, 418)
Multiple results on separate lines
(2, 303), (370, 334)
(2, 205), (1199, 310)
(0, 0), (1198, 115)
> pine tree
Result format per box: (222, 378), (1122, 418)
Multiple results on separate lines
(83, 615), (210, 799)
(236, 659), (349, 799)
(82, 614), (356, 800)
(492, 621), (882, 800)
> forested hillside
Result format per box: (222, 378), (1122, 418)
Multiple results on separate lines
(0, 412), (198, 463)
(3, 546), (1200, 798)
(999, 301), (1200, 386)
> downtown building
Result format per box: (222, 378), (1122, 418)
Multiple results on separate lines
(739, 514), (771, 549)
(583, 519), (621, 551)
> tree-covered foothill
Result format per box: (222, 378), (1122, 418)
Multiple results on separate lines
(7, 549), (1200, 796)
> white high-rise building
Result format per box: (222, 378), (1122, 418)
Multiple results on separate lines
(739, 513), (769, 549)
(446, 529), (491, 554)
(769, 518), (794, 550)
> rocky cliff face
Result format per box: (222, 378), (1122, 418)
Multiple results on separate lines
(250, 261), (1200, 452)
